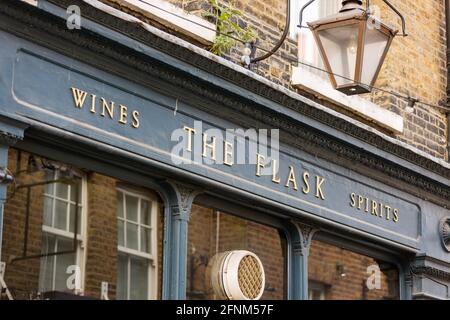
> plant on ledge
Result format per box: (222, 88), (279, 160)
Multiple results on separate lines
(204, 0), (255, 56)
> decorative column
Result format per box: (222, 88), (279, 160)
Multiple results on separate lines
(288, 221), (318, 300)
(160, 181), (202, 300)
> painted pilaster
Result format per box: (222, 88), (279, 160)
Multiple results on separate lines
(408, 255), (450, 300)
(161, 181), (201, 300)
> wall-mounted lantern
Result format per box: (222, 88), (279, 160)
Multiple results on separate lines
(302, 0), (406, 95)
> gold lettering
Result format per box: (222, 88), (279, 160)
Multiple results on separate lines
(71, 87), (88, 108)
(385, 205), (392, 221)
(357, 195), (364, 210)
(202, 134), (216, 160)
(371, 200), (378, 216)
(350, 194), (397, 224)
(271, 160), (280, 184)
(285, 166), (298, 190)
(302, 171), (310, 194)
(183, 126), (196, 152)
(223, 141), (233, 166)
(119, 105), (127, 124)
(393, 209), (399, 223)
(256, 154), (265, 177)
(101, 98), (114, 119)
(315, 176), (325, 200)
(131, 111), (140, 128)
(350, 193), (356, 207)
(90, 94), (96, 113)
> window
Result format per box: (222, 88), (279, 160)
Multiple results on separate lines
(309, 281), (327, 300)
(308, 239), (400, 300)
(39, 170), (86, 293)
(116, 188), (158, 300)
(186, 204), (287, 300)
(101, 0), (215, 44)
(290, 0), (341, 78)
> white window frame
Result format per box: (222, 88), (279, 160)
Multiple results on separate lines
(308, 282), (327, 300)
(290, 0), (341, 69)
(116, 187), (158, 300)
(39, 170), (88, 294)
(101, 0), (216, 45)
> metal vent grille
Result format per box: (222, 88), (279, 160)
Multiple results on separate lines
(208, 250), (265, 300)
(238, 255), (263, 300)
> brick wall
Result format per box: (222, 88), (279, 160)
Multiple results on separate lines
(84, 172), (118, 298)
(369, 0), (448, 157)
(158, 0), (449, 159)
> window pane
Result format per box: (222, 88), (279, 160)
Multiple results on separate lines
(140, 200), (151, 226)
(53, 237), (76, 292)
(117, 254), (128, 300)
(55, 182), (69, 199)
(54, 200), (68, 231)
(69, 204), (81, 234)
(117, 192), (124, 218)
(318, 23), (360, 86)
(140, 227), (151, 254)
(44, 172), (55, 194)
(308, 240), (400, 300)
(43, 196), (53, 227)
(118, 220), (125, 247)
(70, 182), (82, 204)
(39, 233), (56, 292)
(125, 195), (138, 222)
(361, 25), (389, 85)
(126, 222), (138, 250)
(130, 257), (148, 300)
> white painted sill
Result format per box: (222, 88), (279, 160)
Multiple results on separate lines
(104, 0), (216, 45)
(291, 66), (404, 134)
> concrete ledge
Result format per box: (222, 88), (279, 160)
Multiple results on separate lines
(103, 0), (216, 45)
(291, 66), (404, 134)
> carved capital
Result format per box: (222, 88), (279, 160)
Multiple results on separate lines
(0, 131), (20, 146)
(292, 222), (318, 256)
(169, 182), (202, 222)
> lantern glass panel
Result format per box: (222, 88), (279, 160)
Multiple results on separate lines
(317, 23), (360, 86)
(361, 22), (390, 86)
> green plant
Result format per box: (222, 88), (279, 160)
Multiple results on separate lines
(204, 0), (255, 56)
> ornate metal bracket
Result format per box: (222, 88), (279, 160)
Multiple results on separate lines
(249, 0), (290, 64)
(299, 0), (407, 37)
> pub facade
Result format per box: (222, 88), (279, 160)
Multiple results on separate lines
(0, 0), (449, 300)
